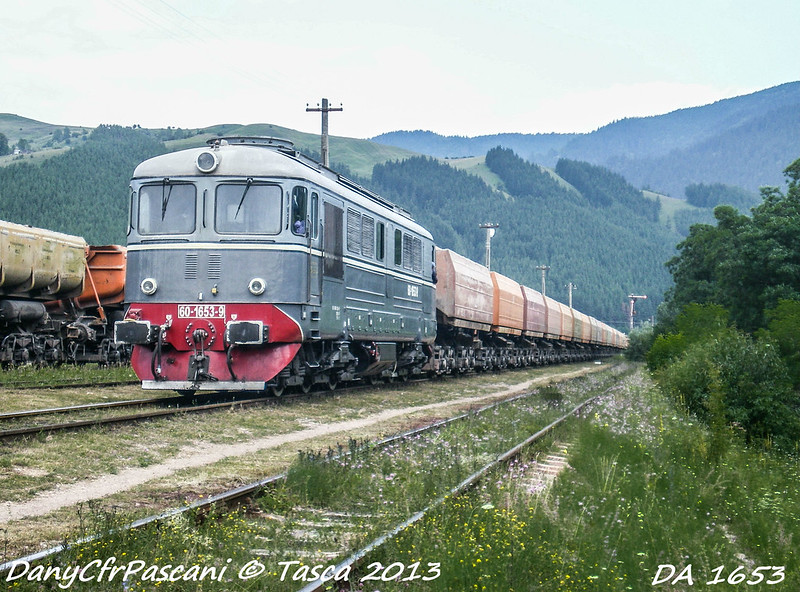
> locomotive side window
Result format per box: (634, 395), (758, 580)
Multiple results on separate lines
(138, 182), (196, 235)
(376, 222), (385, 261)
(291, 186), (308, 235)
(310, 192), (319, 238)
(323, 203), (344, 279)
(394, 229), (402, 266)
(215, 183), (282, 234)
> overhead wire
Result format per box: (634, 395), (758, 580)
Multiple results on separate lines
(106, 0), (290, 90)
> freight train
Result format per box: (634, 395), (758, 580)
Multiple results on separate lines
(114, 137), (626, 395)
(0, 220), (129, 366)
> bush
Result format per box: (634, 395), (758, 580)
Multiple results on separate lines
(646, 332), (687, 370)
(624, 325), (655, 361)
(657, 328), (800, 450)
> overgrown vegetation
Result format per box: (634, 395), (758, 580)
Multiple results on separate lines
(375, 370), (800, 590)
(643, 157), (800, 453)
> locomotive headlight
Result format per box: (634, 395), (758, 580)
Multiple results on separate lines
(196, 150), (219, 173)
(248, 277), (266, 296)
(140, 277), (158, 295)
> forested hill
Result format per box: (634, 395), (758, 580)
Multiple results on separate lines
(372, 82), (800, 198)
(0, 125), (166, 244)
(0, 121), (676, 326)
(372, 148), (678, 324)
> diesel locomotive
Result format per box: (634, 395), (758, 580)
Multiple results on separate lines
(115, 137), (625, 394)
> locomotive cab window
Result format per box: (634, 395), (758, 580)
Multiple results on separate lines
(291, 186), (308, 236)
(215, 182), (282, 234)
(138, 182), (196, 235)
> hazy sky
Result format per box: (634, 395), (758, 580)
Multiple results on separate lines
(2, 0), (798, 138)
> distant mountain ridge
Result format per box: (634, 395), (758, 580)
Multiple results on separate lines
(371, 82), (800, 198)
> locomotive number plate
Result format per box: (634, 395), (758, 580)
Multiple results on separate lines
(177, 304), (226, 319)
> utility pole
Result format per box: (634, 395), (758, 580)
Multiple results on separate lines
(535, 265), (551, 297)
(566, 282), (577, 308)
(628, 294), (647, 330)
(478, 222), (499, 269)
(306, 98), (343, 167)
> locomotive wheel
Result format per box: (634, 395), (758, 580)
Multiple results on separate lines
(300, 377), (313, 394)
(326, 373), (339, 391)
(270, 378), (286, 397)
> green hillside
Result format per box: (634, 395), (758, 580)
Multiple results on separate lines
(0, 118), (696, 329)
(371, 149), (680, 325)
(372, 82), (800, 199)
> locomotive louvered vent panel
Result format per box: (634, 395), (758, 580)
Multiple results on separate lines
(362, 215), (375, 258)
(208, 254), (222, 279)
(185, 253), (198, 279)
(403, 235), (423, 273)
(347, 208), (361, 254)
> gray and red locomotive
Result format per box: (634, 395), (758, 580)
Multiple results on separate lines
(115, 137), (625, 394)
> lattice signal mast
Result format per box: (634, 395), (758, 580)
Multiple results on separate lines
(628, 294), (647, 330)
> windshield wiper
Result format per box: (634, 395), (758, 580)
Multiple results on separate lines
(234, 178), (254, 219)
(160, 178), (173, 220)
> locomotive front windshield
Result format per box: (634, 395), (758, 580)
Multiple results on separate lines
(215, 182), (282, 234)
(138, 182), (196, 235)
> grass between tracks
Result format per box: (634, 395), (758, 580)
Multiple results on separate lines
(0, 363), (606, 560)
(12, 365), (799, 591)
(3, 369), (625, 591)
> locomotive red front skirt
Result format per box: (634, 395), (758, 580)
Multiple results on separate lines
(117, 302), (303, 390)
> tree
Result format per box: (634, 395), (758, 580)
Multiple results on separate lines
(760, 299), (800, 388)
(663, 157), (800, 332)
(0, 132), (9, 156)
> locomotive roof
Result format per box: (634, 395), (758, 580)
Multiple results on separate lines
(132, 137), (432, 239)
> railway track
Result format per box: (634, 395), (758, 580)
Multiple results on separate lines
(0, 379), (139, 391)
(0, 393), (278, 439)
(0, 377), (406, 439)
(0, 369), (623, 586)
